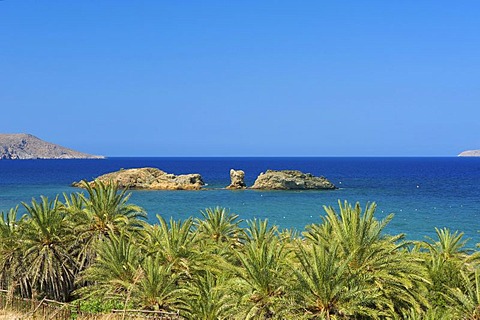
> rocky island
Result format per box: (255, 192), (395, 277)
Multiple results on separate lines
(74, 167), (335, 191)
(0, 133), (104, 159)
(226, 169), (247, 189)
(251, 170), (336, 190)
(458, 150), (480, 157)
(74, 167), (205, 190)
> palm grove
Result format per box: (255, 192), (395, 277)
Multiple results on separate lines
(0, 181), (479, 319)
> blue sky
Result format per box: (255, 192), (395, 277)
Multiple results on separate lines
(1, 1), (479, 156)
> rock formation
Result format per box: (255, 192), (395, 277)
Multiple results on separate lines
(73, 167), (204, 190)
(251, 170), (336, 190)
(0, 133), (104, 159)
(226, 169), (247, 189)
(458, 150), (480, 157)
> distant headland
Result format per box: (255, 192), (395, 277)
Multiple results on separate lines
(0, 133), (104, 159)
(458, 150), (480, 157)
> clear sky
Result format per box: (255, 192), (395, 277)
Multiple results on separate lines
(1, 1), (479, 156)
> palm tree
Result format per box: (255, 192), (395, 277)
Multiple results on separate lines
(180, 271), (236, 320)
(80, 180), (147, 232)
(195, 207), (245, 248)
(130, 255), (182, 312)
(22, 196), (77, 301)
(294, 242), (383, 319)
(446, 269), (480, 319)
(419, 227), (474, 308)
(244, 218), (278, 245)
(76, 232), (141, 301)
(304, 200), (429, 315)
(141, 215), (206, 279)
(77, 230), (183, 311)
(0, 207), (25, 296)
(233, 219), (295, 319)
(314, 201), (398, 266)
(61, 191), (85, 215)
(398, 307), (457, 320)
(73, 180), (147, 270)
(423, 227), (472, 261)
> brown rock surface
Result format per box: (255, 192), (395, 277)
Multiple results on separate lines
(226, 169), (247, 189)
(74, 167), (204, 190)
(251, 170), (336, 190)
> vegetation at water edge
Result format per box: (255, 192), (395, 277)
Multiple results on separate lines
(0, 181), (479, 319)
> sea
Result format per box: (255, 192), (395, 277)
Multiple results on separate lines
(1, 157), (479, 244)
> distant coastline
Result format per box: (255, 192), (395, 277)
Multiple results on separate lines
(0, 133), (104, 160)
(458, 150), (480, 157)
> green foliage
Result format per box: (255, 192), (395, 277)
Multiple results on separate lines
(195, 207), (245, 255)
(303, 201), (430, 317)
(142, 215), (205, 278)
(22, 196), (77, 301)
(77, 179), (147, 236)
(399, 307), (457, 320)
(418, 227), (476, 309)
(445, 269), (480, 318)
(424, 227), (472, 260)
(294, 242), (382, 319)
(76, 232), (141, 299)
(73, 180), (147, 271)
(131, 255), (181, 311)
(0, 206), (26, 296)
(180, 271), (237, 320)
(76, 296), (127, 313)
(233, 219), (296, 319)
(1, 191), (480, 318)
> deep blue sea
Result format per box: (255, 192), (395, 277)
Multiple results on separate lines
(1, 157), (480, 244)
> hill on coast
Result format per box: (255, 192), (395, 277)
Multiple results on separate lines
(458, 150), (480, 157)
(0, 133), (104, 159)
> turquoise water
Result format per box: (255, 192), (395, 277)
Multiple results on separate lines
(1, 157), (479, 243)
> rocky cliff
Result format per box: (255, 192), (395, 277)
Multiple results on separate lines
(251, 170), (336, 190)
(74, 167), (205, 190)
(458, 150), (480, 157)
(0, 133), (104, 159)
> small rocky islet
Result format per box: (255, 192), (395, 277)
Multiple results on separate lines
(73, 167), (204, 190)
(251, 169), (336, 190)
(74, 167), (337, 191)
(226, 169), (247, 189)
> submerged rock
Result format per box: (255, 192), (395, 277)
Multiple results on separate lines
(73, 167), (204, 190)
(226, 169), (247, 189)
(251, 170), (336, 190)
